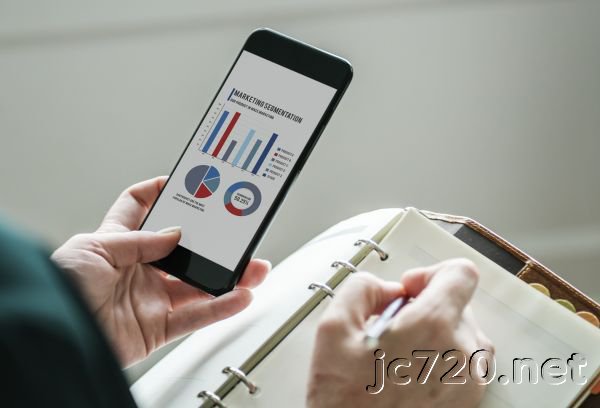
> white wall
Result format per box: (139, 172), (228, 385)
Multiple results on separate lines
(1, 0), (599, 379)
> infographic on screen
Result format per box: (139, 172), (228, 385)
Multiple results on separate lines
(142, 51), (336, 270)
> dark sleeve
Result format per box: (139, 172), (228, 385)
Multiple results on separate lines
(0, 221), (137, 408)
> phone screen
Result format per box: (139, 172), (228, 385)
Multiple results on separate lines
(142, 50), (337, 271)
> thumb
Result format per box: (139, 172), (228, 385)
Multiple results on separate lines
(322, 272), (404, 329)
(166, 288), (253, 341)
(94, 227), (181, 267)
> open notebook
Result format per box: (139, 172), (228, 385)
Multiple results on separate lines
(199, 209), (600, 408)
(132, 208), (600, 408)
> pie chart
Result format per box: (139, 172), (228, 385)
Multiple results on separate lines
(184, 165), (220, 198)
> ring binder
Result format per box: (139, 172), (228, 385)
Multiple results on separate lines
(354, 238), (389, 260)
(222, 366), (259, 395)
(308, 282), (335, 298)
(331, 260), (358, 273)
(198, 390), (227, 408)
(178, 209), (600, 408)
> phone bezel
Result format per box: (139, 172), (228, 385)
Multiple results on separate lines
(141, 28), (353, 296)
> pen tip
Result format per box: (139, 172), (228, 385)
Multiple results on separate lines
(364, 336), (379, 349)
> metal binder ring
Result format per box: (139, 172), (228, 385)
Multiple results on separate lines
(354, 238), (389, 261)
(308, 282), (335, 298)
(222, 366), (259, 395)
(197, 390), (227, 408)
(331, 260), (358, 273)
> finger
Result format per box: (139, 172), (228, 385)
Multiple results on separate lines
(94, 228), (181, 267)
(462, 307), (494, 354)
(166, 288), (253, 341)
(164, 278), (213, 308)
(164, 259), (270, 307)
(400, 258), (479, 324)
(98, 176), (168, 232)
(456, 306), (490, 351)
(460, 306), (480, 335)
(321, 272), (404, 330)
(457, 308), (495, 378)
(475, 330), (495, 356)
(237, 259), (271, 289)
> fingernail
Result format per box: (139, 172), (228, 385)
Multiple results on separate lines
(157, 226), (182, 235)
(258, 259), (272, 269)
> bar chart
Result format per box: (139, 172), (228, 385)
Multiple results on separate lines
(200, 109), (279, 176)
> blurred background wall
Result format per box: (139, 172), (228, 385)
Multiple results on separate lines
(1, 0), (599, 379)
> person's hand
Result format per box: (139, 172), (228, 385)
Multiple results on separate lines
(51, 176), (270, 367)
(307, 259), (493, 408)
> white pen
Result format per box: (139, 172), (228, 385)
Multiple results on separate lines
(364, 297), (408, 348)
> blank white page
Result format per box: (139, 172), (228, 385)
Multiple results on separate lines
(358, 209), (600, 408)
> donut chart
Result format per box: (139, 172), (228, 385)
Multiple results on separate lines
(224, 181), (262, 216)
(184, 165), (220, 199)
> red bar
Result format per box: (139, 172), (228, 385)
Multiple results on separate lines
(212, 111), (240, 157)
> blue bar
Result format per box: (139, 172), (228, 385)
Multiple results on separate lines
(202, 111), (229, 153)
(252, 133), (278, 174)
(222, 140), (237, 162)
(232, 129), (255, 167)
(242, 139), (262, 171)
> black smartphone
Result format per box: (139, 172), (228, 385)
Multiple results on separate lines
(141, 28), (352, 295)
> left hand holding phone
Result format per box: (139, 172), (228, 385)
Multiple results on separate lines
(52, 176), (270, 367)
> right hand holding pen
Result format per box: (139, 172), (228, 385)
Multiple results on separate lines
(307, 259), (494, 408)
